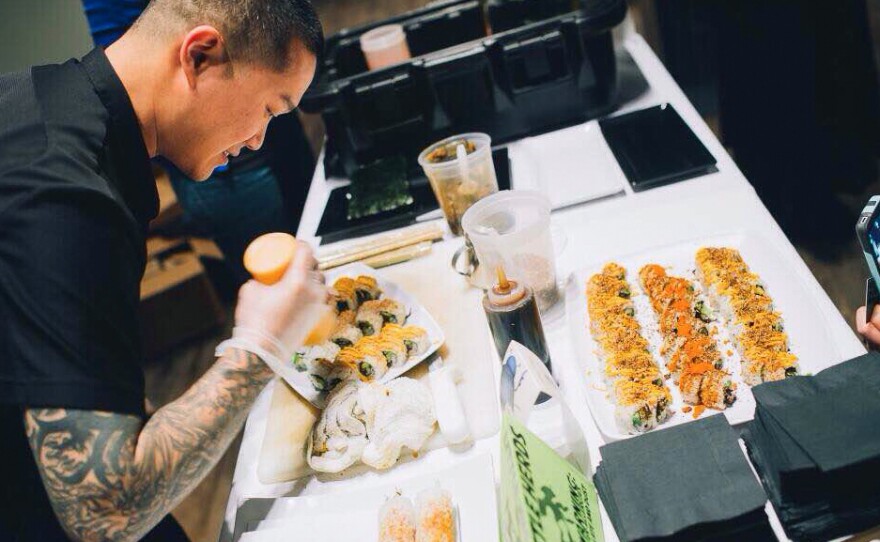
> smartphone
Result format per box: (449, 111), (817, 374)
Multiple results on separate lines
(856, 195), (880, 348)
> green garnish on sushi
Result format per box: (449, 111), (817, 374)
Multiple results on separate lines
(358, 322), (375, 336)
(292, 352), (307, 372)
(694, 300), (712, 323)
(623, 307), (635, 317)
(358, 362), (374, 378)
(618, 286), (631, 299)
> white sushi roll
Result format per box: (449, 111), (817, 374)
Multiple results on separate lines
(354, 275), (382, 304)
(356, 303), (385, 336)
(304, 341), (341, 365)
(415, 487), (456, 542)
(361, 299), (408, 326)
(330, 310), (363, 348)
(381, 324), (431, 358)
(379, 496), (417, 542)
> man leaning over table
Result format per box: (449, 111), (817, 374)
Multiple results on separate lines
(0, 1), (325, 541)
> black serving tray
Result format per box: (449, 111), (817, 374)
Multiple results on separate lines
(316, 147), (512, 244)
(304, 1), (627, 178)
(599, 104), (717, 191)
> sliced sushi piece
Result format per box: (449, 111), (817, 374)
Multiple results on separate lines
(415, 487), (456, 542)
(330, 310), (363, 348)
(303, 342), (341, 366)
(382, 324), (431, 358)
(361, 299), (408, 325)
(331, 277), (359, 312)
(337, 344), (389, 381)
(361, 335), (408, 368)
(356, 302), (385, 336)
(379, 496), (417, 542)
(613, 378), (672, 433)
(354, 275), (382, 304)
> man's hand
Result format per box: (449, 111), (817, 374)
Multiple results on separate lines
(856, 305), (880, 347)
(24, 241), (327, 541)
(234, 239), (326, 349)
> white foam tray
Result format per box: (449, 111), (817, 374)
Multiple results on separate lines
(565, 230), (843, 441)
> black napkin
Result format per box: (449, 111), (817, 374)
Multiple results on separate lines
(744, 353), (880, 542)
(594, 415), (771, 542)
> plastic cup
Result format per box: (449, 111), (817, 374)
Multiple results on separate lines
(461, 190), (560, 313)
(418, 133), (499, 236)
(360, 24), (412, 71)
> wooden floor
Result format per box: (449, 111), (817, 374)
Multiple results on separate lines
(148, 2), (880, 541)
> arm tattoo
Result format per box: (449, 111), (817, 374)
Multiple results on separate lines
(24, 348), (273, 542)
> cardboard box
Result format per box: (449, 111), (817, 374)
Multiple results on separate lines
(139, 246), (225, 359)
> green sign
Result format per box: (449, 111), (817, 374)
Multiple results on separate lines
(500, 413), (604, 542)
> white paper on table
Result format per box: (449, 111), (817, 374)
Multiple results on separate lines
(509, 123), (626, 210)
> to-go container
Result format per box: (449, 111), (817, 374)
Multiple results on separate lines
(360, 24), (412, 71)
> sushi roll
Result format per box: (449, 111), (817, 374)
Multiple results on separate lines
(415, 488), (456, 542)
(365, 299), (408, 325)
(330, 310), (363, 348)
(303, 341), (341, 366)
(379, 496), (417, 542)
(361, 335), (408, 367)
(356, 302), (385, 336)
(331, 277), (359, 312)
(587, 263), (672, 434)
(304, 344), (342, 392)
(354, 275), (382, 304)
(382, 324), (431, 357)
(337, 344), (388, 381)
(613, 378), (672, 433)
(695, 247), (799, 385)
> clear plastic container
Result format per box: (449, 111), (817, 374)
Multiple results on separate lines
(461, 191), (559, 313)
(360, 24), (412, 71)
(418, 133), (499, 236)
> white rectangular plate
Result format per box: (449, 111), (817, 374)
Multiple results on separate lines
(234, 453), (497, 542)
(566, 231), (843, 441)
(285, 262), (446, 407)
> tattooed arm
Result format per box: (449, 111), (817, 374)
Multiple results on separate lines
(23, 239), (324, 542)
(24, 347), (274, 542)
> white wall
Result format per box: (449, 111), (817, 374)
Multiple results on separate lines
(0, 0), (94, 74)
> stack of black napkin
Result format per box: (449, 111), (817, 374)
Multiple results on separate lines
(745, 353), (880, 542)
(594, 415), (775, 542)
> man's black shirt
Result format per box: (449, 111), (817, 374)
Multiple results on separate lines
(0, 49), (187, 540)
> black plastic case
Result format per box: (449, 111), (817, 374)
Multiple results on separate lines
(301, 0), (627, 178)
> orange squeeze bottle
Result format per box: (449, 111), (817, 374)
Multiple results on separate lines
(243, 233), (335, 346)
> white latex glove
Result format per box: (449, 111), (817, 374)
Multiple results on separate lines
(218, 241), (328, 367)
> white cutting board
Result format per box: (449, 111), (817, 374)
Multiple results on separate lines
(239, 454), (498, 542)
(256, 243), (501, 484)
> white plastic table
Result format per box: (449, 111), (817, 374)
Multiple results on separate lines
(222, 32), (866, 542)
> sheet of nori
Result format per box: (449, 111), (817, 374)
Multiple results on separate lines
(593, 415), (768, 541)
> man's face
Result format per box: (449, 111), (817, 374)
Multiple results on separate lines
(165, 40), (317, 181)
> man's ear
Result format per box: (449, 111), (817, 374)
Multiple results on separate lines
(179, 25), (230, 89)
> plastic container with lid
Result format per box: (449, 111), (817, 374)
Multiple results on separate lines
(461, 191), (559, 313)
(359, 24), (412, 71)
(418, 132), (499, 236)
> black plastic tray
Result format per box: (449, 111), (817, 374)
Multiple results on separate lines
(599, 104), (717, 191)
(303, 1), (627, 178)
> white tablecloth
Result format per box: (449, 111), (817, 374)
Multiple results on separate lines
(222, 32), (866, 542)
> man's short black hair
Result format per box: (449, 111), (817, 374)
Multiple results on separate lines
(139, 0), (324, 71)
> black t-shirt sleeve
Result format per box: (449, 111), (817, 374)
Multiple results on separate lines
(0, 177), (146, 416)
